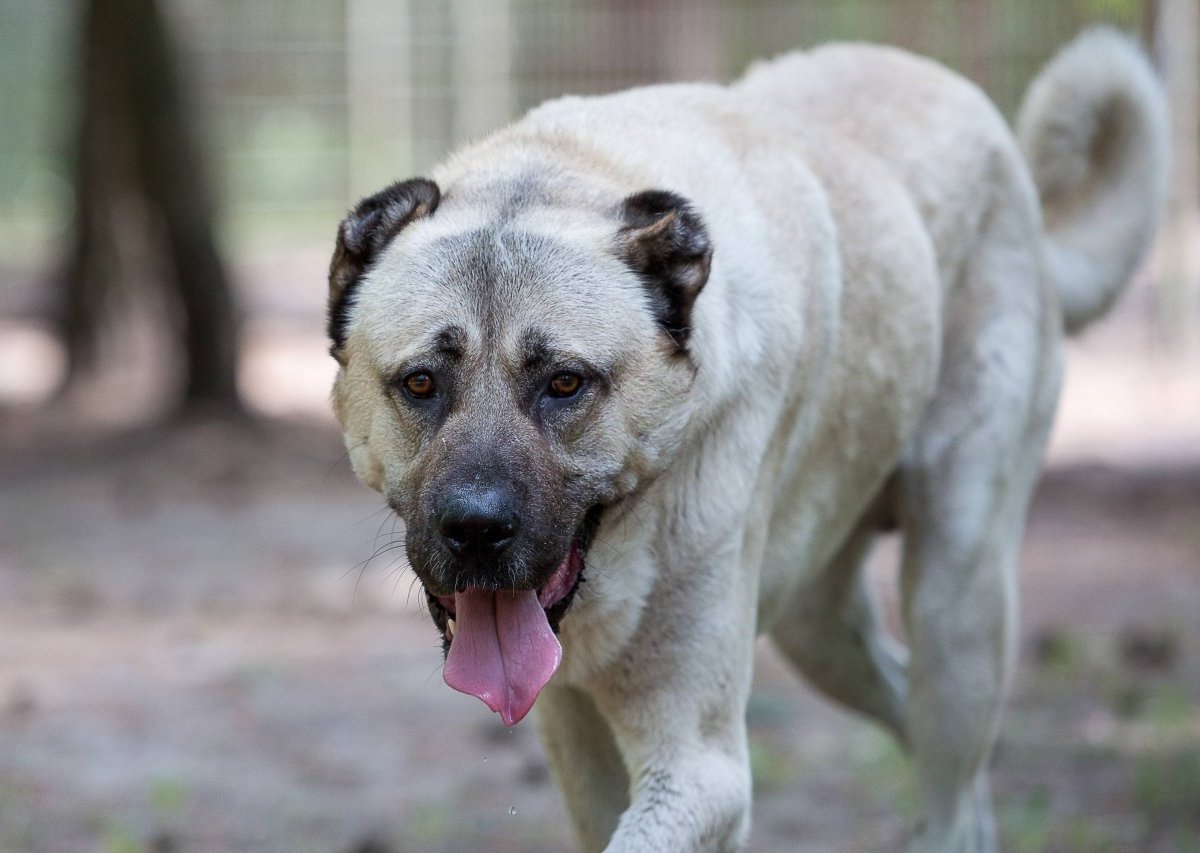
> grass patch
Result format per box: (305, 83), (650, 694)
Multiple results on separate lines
(1134, 747), (1200, 827)
(1140, 684), (1195, 728)
(402, 801), (458, 846)
(999, 786), (1053, 853)
(101, 821), (141, 853)
(999, 789), (1139, 853)
(0, 780), (36, 850)
(846, 729), (917, 820)
(749, 734), (801, 792)
(1030, 626), (1083, 673)
(148, 777), (189, 817)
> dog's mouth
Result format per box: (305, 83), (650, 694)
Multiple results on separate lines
(424, 506), (601, 726)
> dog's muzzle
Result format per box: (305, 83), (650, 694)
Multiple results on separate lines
(424, 505), (602, 726)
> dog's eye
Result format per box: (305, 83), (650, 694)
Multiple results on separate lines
(402, 372), (436, 399)
(547, 372), (582, 398)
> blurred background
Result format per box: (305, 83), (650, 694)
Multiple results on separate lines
(1, 0), (1198, 850)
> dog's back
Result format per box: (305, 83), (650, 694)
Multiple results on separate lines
(739, 31), (1169, 332)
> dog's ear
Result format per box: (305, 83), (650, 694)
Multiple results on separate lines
(618, 189), (712, 351)
(328, 177), (440, 354)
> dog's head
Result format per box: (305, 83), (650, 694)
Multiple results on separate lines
(327, 174), (711, 723)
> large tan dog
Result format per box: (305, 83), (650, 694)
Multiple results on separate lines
(327, 29), (1167, 852)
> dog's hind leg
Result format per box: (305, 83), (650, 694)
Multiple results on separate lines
(536, 683), (629, 852)
(898, 450), (1038, 853)
(769, 519), (908, 743)
(897, 199), (1062, 853)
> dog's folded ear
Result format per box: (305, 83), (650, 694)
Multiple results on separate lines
(328, 178), (441, 354)
(618, 189), (713, 351)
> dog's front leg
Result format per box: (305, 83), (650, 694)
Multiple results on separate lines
(537, 683), (630, 852)
(590, 593), (757, 852)
(605, 747), (752, 853)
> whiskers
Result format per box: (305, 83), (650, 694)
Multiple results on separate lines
(579, 502), (642, 585)
(322, 438), (366, 484)
(342, 502), (413, 604)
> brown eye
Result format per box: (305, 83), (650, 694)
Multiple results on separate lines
(403, 372), (436, 398)
(548, 372), (582, 398)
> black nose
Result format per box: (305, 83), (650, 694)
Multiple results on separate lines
(437, 490), (519, 558)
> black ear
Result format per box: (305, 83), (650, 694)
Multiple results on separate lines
(617, 189), (712, 351)
(328, 178), (440, 353)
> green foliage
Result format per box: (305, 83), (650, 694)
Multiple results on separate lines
(148, 777), (189, 817)
(748, 734), (801, 792)
(101, 821), (141, 853)
(1080, 0), (1142, 18)
(1175, 825), (1200, 853)
(1140, 684), (1195, 728)
(1135, 747), (1200, 826)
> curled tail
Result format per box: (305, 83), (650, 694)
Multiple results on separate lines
(1017, 27), (1169, 333)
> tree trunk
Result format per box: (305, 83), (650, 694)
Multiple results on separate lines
(60, 0), (130, 383)
(59, 0), (241, 411)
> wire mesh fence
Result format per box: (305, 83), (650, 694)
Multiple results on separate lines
(2, 0), (1153, 257)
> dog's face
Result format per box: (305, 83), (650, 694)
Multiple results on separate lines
(328, 177), (711, 723)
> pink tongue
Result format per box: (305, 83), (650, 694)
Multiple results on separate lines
(442, 588), (562, 726)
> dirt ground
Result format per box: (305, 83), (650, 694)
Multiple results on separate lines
(1, 256), (1198, 852)
(0, 413), (1196, 853)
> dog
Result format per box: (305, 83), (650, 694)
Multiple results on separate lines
(326, 29), (1167, 852)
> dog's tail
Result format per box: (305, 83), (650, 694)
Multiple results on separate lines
(1017, 27), (1169, 334)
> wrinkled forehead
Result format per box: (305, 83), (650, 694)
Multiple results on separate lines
(350, 221), (650, 371)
